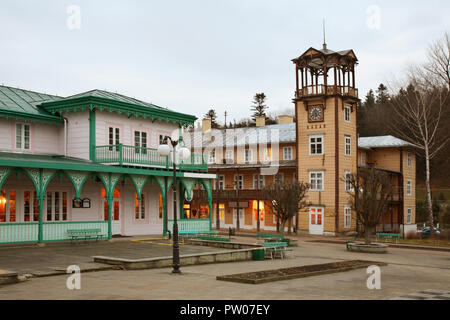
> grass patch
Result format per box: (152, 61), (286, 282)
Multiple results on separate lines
(217, 260), (387, 284)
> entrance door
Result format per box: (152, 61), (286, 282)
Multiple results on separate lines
(233, 208), (244, 229)
(102, 188), (121, 235)
(309, 207), (324, 235)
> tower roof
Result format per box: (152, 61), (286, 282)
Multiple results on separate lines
(292, 47), (358, 68)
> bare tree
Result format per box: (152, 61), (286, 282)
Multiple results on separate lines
(347, 167), (393, 244)
(389, 81), (449, 236)
(264, 180), (309, 235)
(424, 32), (450, 89)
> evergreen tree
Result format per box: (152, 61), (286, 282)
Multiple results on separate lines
(251, 93), (268, 121)
(204, 109), (218, 128)
(376, 83), (390, 104)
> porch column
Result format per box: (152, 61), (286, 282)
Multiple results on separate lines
(163, 176), (168, 236)
(37, 193), (45, 243)
(107, 194), (113, 239)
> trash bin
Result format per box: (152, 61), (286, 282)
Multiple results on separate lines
(252, 249), (265, 261)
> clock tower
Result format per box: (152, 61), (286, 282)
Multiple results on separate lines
(292, 44), (359, 235)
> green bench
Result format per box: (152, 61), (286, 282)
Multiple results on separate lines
(67, 228), (103, 242)
(199, 236), (231, 242)
(376, 233), (401, 243)
(261, 241), (293, 259)
(257, 233), (285, 241)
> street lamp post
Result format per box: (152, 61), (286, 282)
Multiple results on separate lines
(157, 135), (190, 274)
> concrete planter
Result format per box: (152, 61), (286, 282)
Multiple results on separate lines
(346, 242), (389, 253)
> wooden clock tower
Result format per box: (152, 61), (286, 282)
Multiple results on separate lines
(292, 43), (359, 235)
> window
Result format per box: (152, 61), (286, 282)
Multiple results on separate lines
(108, 127), (120, 151)
(263, 147), (272, 161)
(361, 152), (366, 165)
(407, 152), (412, 167)
(309, 135), (323, 155)
(283, 147), (293, 160)
(345, 171), (353, 192)
(344, 206), (351, 228)
(135, 193), (145, 220)
(275, 173), (284, 184)
(406, 180), (412, 196)
(253, 174), (264, 190)
(134, 131), (148, 154)
(218, 175), (225, 190)
(15, 123), (31, 150)
(46, 191), (68, 221)
(159, 134), (166, 145)
(234, 175), (243, 190)
(407, 208), (412, 224)
(208, 149), (216, 164)
(24, 191), (39, 222)
(310, 171), (324, 191)
(344, 105), (351, 122)
(0, 190), (16, 222)
(345, 135), (351, 156)
(245, 149), (253, 163)
(158, 193), (163, 219)
(225, 149), (234, 164)
(293, 173), (297, 182)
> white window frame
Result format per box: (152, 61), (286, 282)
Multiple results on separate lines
(225, 149), (234, 164)
(275, 173), (284, 184)
(309, 171), (324, 191)
(361, 152), (366, 166)
(309, 134), (324, 156)
(253, 174), (265, 190)
(218, 175), (225, 190)
(15, 122), (31, 150)
(108, 126), (121, 151)
(234, 175), (243, 190)
(46, 191), (68, 222)
(135, 193), (145, 220)
(158, 134), (166, 145)
(245, 149), (253, 164)
(345, 135), (351, 156)
(208, 149), (216, 164)
(134, 130), (148, 154)
(407, 152), (412, 167)
(344, 170), (353, 192)
(407, 208), (412, 224)
(344, 105), (351, 123)
(344, 206), (351, 228)
(283, 146), (293, 160)
(406, 180), (412, 196)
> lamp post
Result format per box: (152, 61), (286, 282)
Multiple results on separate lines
(157, 135), (190, 274)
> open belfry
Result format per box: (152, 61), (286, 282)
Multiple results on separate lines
(292, 43), (359, 235)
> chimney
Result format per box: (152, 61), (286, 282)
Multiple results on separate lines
(255, 116), (266, 127)
(202, 118), (211, 133)
(277, 115), (294, 124)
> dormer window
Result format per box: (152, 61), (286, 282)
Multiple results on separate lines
(15, 123), (30, 150)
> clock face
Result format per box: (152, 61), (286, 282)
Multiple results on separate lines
(309, 106), (323, 122)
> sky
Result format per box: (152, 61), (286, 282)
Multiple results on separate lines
(0, 0), (449, 125)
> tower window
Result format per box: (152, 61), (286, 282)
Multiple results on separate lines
(310, 171), (324, 191)
(345, 135), (351, 156)
(344, 105), (351, 122)
(309, 135), (324, 155)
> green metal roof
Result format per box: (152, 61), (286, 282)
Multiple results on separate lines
(62, 89), (167, 110)
(0, 85), (63, 124)
(0, 85), (197, 126)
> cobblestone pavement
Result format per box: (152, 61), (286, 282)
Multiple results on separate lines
(0, 239), (449, 299)
(391, 289), (450, 300)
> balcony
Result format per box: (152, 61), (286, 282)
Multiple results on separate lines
(94, 144), (208, 172)
(295, 85), (358, 99)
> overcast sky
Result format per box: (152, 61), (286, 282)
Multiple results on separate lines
(1, 0), (449, 125)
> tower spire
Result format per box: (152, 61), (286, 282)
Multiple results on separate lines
(322, 19), (327, 50)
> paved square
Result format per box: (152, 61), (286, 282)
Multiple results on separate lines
(0, 238), (449, 299)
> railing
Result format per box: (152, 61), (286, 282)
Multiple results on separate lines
(167, 219), (210, 233)
(0, 221), (108, 244)
(193, 189), (270, 201)
(0, 222), (38, 244)
(95, 144), (208, 172)
(296, 85), (358, 99)
(43, 221), (108, 242)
